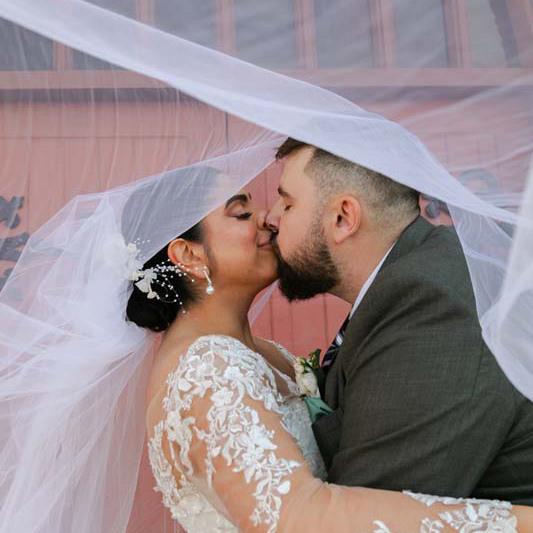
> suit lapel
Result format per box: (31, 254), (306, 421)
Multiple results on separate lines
(323, 215), (436, 407)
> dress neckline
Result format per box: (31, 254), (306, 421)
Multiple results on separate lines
(187, 335), (297, 395)
(146, 334), (298, 432)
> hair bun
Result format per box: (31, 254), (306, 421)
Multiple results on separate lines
(126, 286), (179, 332)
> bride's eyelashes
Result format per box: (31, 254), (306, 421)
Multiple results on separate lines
(235, 212), (252, 220)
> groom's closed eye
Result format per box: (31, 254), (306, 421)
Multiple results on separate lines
(277, 186), (294, 211)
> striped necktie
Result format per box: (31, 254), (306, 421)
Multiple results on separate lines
(321, 313), (351, 371)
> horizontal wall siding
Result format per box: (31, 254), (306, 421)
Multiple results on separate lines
(0, 94), (530, 533)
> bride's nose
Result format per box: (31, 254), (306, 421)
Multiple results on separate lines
(256, 210), (268, 230)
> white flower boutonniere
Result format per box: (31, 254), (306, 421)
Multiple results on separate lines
(294, 349), (333, 423)
(294, 349), (321, 398)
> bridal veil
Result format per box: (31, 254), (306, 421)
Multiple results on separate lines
(0, 1), (532, 532)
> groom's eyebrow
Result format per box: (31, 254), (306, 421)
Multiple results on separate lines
(225, 193), (251, 208)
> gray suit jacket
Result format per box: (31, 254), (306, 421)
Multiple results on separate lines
(313, 216), (533, 505)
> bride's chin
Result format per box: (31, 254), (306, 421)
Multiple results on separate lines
(254, 272), (279, 293)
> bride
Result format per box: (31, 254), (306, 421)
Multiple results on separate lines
(127, 185), (533, 533)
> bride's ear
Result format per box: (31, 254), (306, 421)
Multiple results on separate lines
(167, 238), (206, 277)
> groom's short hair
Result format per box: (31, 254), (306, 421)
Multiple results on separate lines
(276, 138), (420, 228)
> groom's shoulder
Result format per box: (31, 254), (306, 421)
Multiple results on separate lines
(344, 220), (481, 361)
(371, 219), (475, 312)
(388, 220), (468, 286)
(401, 217), (463, 263)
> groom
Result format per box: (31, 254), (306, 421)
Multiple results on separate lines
(265, 138), (533, 504)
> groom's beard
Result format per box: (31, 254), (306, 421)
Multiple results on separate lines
(272, 224), (340, 302)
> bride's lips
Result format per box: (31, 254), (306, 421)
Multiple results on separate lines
(257, 239), (273, 249)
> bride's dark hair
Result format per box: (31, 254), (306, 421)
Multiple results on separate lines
(125, 222), (205, 332)
(122, 165), (220, 332)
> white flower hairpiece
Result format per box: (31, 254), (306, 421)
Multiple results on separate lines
(103, 235), (144, 279)
(125, 242), (143, 280)
(104, 234), (194, 309)
(134, 267), (158, 299)
(120, 242), (158, 298)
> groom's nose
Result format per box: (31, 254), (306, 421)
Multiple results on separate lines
(264, 201), (281, 233)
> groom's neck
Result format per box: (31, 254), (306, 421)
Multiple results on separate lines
(331, 230), (397, 306)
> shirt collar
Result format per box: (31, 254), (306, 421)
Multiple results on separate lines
(349, 242), (396, 319)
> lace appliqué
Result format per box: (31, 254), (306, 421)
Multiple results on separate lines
(148, 423), (236, 532)
(369, 492), (517, 533)
(151, 335), (303, 533)
(406, 491), (516, 533)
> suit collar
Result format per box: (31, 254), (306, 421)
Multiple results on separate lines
(381, 215), (435, 271)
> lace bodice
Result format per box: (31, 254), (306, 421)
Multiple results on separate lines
(148, 335), (325, 533)
(147, 335), (521, 533)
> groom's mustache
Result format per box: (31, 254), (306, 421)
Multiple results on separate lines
(269, 234), (288, 269)
(269, 233), (281, 259)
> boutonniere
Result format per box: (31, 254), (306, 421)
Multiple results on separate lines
(294, 349), (333, 422)
(294, 349), (321, 398)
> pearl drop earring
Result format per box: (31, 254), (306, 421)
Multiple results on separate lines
(203, 266), (215, 295)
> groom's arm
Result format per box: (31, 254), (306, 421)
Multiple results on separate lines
(326, 274), (515, 496)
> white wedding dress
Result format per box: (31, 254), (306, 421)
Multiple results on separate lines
(147, 335), (519, 533)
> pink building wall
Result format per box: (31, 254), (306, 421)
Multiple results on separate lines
(0, 90), (530, 533)
(1, 93), (529, 354)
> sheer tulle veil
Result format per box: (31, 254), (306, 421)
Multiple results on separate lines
(0, 1), (532, 532)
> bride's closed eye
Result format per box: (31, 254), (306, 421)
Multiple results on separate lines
(234, 212), (252, 220)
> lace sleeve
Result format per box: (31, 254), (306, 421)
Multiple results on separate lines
(149, 335), (530, 533)
(153, 335), (308, 533)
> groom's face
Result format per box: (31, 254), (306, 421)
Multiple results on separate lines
(266, 148), (340, 300)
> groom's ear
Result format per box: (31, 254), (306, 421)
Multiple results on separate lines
(329, 195), (361, 245)
(167, 238), (206, 274)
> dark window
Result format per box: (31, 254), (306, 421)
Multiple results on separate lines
(314, 0), (374, 67)
(234, 0), (298, 68)
(465, 0), (520, 67)
(391, 0), (448, 67)
(72, 0), (136, 70)
(0, 18), (54, 70)
(153, 0), (217, 50)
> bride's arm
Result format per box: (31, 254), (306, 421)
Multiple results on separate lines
(156, 336), (532, 533)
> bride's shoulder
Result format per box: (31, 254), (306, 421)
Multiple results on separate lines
(185, 334), (253, 358)
(176, 335), (297, 387)
(146, 335), (255, 430)
(150, 335), (294, 411)
(179, 334), (269, 372)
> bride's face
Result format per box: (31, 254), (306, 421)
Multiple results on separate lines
(201, 190), (277, 292)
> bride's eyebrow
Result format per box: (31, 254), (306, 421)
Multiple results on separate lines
(224, 193), (251, 209)
(277, 185), (292, 198)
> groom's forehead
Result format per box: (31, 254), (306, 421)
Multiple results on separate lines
(286, 146), (315, 172)
(280, 152), (315, 194)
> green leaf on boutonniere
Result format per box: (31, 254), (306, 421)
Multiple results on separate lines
(307, 349), (321, 371)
